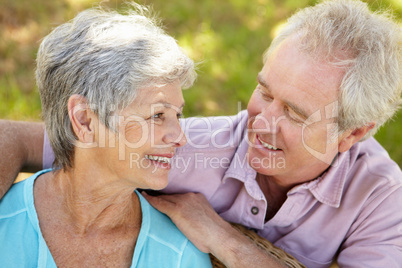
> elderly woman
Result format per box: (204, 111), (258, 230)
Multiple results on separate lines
(0, 4), (211, 268)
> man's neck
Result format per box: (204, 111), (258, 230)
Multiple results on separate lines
(256, 173), (290, 222)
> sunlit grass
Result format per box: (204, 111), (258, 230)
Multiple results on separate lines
(1, 0), (401, 167)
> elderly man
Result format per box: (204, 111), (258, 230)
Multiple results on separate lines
(1, 0), (401, 267)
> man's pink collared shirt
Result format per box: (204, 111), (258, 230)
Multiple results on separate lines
(44, 111), (402, 267)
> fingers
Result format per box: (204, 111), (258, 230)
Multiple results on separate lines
(142, 192), (177, 215)
(143, 192), (206, 206)
(142, 192), (210, 218)
(142, 192), (226, 254)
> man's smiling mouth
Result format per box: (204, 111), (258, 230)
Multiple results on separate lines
(257, 136), (280, 151)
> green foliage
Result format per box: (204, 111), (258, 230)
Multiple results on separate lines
(1, 0), (401, 167)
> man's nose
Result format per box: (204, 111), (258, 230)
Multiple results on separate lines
(252, 101), (283, 134)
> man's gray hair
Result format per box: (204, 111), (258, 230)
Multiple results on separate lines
(36, 3), (196, 169)
(264, 0), (401, 140)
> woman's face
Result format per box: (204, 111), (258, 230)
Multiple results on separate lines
(94, 81), (186, 190)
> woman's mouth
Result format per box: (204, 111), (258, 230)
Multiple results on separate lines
(145, 155), (172, 164)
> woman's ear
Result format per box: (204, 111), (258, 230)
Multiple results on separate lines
(338, 122), (375, 153)
(68, 94), (96, 144)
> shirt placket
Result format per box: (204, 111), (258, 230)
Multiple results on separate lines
(243, 176), (267, 230)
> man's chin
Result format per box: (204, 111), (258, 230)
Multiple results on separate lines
(246, 152), (287, 174)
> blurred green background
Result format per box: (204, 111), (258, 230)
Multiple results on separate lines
(1, 0), (401, 168)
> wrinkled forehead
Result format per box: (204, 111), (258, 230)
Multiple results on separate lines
(261, 37), (346, 115)
(121, 81), (184, 113)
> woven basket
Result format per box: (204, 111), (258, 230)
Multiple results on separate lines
(209, 223), (306, 268)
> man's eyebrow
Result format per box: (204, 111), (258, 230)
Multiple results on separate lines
(287, 102), (309, 120)
(257, 73), (309, 119)
(257, 74), (269, 89)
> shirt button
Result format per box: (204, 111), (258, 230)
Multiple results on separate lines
(251, 206), (259, 215)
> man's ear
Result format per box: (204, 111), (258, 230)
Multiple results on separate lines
(338, 122), (375, 153)
(68, 94), (95, 143)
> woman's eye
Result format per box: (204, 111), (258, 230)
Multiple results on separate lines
(152, 113), (164, 119)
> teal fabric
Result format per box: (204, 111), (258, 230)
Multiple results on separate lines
(0, 169), (211, 268)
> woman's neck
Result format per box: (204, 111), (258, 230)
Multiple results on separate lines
(47, 166), (141, 235)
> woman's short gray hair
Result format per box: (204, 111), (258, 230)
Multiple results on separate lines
(264, 0), (402, 140)
(36, 3), (196, 169)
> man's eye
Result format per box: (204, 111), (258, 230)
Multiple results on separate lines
(177, 113), (183, 119)
(286, 108), (304, 124)
(263, 94), (272, 101)
(259, 89), (273, 102)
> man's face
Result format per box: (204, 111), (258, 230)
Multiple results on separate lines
(247, 36), (347, 187)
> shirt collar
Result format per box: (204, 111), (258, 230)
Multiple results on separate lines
(222, 112), (362, 207)
(222, 132), (256, 184)
(297, 142), (360, 208)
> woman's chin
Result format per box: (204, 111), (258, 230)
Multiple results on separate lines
(141, 175), (169, 191)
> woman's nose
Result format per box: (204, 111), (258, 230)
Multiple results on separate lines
(163, 120), (187, 147)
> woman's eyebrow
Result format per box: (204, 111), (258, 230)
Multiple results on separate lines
(152, 101), (185, 109)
